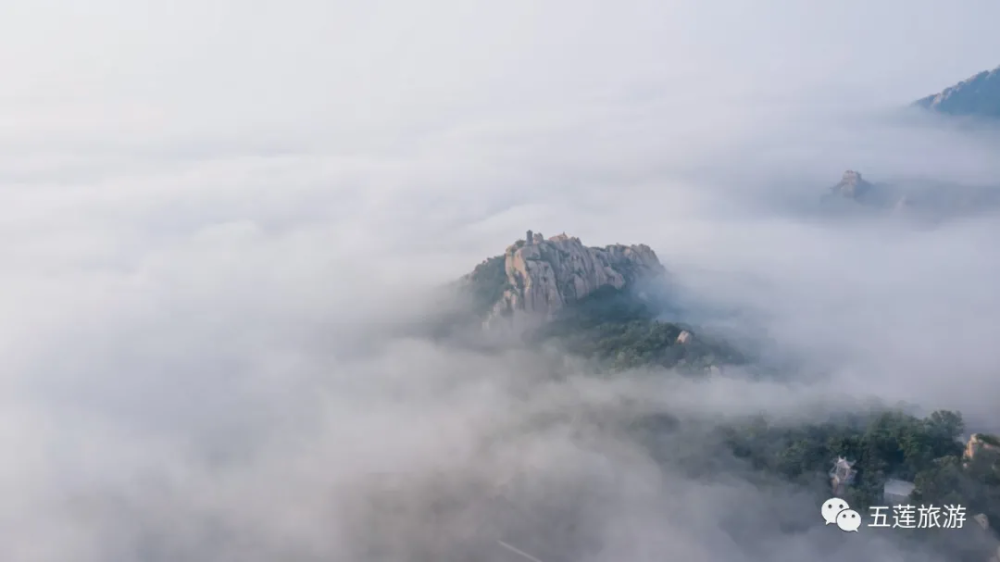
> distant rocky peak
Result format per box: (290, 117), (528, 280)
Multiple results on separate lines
(831, 170), (874, 199)
(818, 170), (1000, 222)
(462, 231), (665, 333)
(841, 170), (862, 185)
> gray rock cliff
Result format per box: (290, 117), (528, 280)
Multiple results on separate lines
(461, 231), (665, 333)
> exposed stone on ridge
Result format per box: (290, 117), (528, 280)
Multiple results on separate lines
(462, 231), (665, 333)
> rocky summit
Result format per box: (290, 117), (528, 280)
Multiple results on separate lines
(820, 170), (895, 212)
(462, 231), (664, 333)
(819, 169), (1000, 222)
(829, 170), (876, 201)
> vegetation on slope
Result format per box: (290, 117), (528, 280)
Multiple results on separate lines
(529, 284), (1000, 550)
(532, 285), (746, 373)
(461, 255), (512, 318)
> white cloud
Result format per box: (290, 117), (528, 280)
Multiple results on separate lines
(2, 2), (1000, 559)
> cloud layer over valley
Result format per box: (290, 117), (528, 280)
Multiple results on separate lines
(3, 1), (1000, 560)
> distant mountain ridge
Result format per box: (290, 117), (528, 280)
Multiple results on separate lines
(914, 64), (1000, 119)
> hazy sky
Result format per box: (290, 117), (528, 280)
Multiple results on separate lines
(2, 3), (1000, 561)
(2, 0), (999, 144)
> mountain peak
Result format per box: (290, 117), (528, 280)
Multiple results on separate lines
(831, 169), (874, 199)
(914, 64), (1000, 119)
(818, 170), (1000, 222)
(462, 232), (665, 333)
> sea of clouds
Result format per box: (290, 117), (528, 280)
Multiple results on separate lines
(3, 1), (1000, 560)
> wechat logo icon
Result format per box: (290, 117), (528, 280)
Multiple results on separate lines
(822, 498), (861, 532)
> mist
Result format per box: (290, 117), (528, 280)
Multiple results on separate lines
(3, 1), (1000, 561)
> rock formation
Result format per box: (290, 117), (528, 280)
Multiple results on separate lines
(829, 457), (856, 498)
(820, 169), (1000, 222)
(462, 231), (665, 333)
(821, 170), (899, 214)
(829, 170), (876, 201)
(964, 433), (1000, 463)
